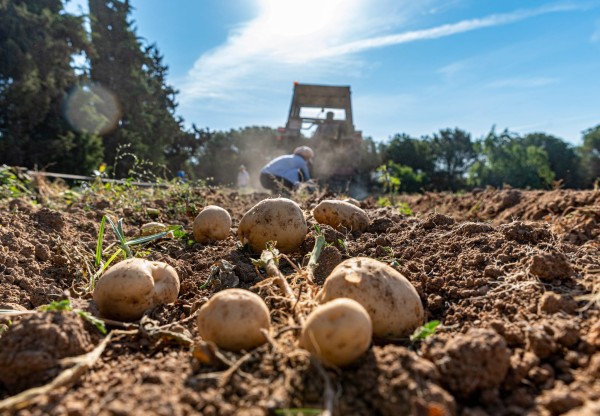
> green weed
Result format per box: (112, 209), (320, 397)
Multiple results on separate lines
(89, 215), (182, 292)
(40, 299), (107, 334)
(410, 320), (441, 341)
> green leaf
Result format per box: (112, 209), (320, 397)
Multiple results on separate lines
(77, 311), (107, 334)
(168, 225), (186, 239)
(39, 299), (73, 312)
(410, 320), (441, 341)
(126, 230), (171, 246)
(105, 216), (133, 258)
(95, 215), (106, 267)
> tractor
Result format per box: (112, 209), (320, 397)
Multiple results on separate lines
(276, 82), (363, 192)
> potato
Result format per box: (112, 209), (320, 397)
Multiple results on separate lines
(238, 198), (307, 253)
(313, 200), (369, 232)
(193, 205), (231, 243)
(140, 222), (167, 236)
(300, 298), (372, 367)
(342, 197), (361, 207)
(196, 289), (270, 352)
(317, 257), (424, 338)
(93, 258), (180, 321)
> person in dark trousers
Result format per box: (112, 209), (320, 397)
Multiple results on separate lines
(260, 146), (314, 191)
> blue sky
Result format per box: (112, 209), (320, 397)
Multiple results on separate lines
(67, 0), (600, 144)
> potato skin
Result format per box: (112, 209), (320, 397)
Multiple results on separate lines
(140, 222), (167, 236)
(193, 205), (232, 243)
(300, 298), (372, 367)
(313, 200), (369, 232)
(238, 198), (307, 254)
(342, 198), (361, 207)
(317, 257), (424, 338)
(196, 289), (270, 352)
(93, 258), (180, 321)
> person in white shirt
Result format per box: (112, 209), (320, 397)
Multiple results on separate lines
(237, 165), (250, 189)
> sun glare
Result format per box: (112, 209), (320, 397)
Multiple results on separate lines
(258, 0), (346, 38)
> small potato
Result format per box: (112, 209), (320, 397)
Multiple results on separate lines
(193, 205), (232, 243)
(93, 258), (180, 321)
(196, 289), (270, 352)
(300, 298), (372, 367)
(313, 200), (369, 232)
(342, 197), (361, 207)
(238, 198), (307, 253)
(317, 257), (424, 338)
(140, 222), (167, 236)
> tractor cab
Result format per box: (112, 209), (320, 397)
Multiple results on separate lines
(277, 83), (362, 182)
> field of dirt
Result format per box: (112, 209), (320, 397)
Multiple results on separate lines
(0, 183), (599, 415)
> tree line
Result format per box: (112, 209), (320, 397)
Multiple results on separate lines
(377, 126), (600, 192)
(1, 0), (599, 191)
(0, 0), (200, 178)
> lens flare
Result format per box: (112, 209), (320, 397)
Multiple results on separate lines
(64, 83), (121, 135)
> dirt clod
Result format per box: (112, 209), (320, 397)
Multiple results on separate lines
(0, 312), (94, 394)
(425, 328), (511, 397)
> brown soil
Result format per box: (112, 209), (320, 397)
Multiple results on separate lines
(0, 187), (598, 415)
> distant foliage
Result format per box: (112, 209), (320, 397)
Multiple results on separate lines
(0, 0), (597, 190)
(580, 125), (600, 187)
(88, 0), (196, 178)
(0, 0), (103, 173)
(468, 128), (555, 189)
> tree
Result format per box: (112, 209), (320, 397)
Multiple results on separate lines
(383, 133), (434, 176)
(358, 137), (382, 178)
(0, 0), (103, 173)
(580, 124), (600, 187)
(522, 132), (581, 187)
(430, 128), (476, 190)
(88, 0), (190, 178)
(469, 128), (554, 189)
(190, 126), (283, 185)
(377, 161), (425, 193)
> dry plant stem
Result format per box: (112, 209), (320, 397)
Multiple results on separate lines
(311, 356), (336, 416)
(0, 331), (128, 412)
(0, 310), (37, 317)
(262, 251), (296, 299)
(261, 250), (305, 325)
(218, 351), (254, 388)
(260, 327), (279, 350)
(280, 253), (303, 274)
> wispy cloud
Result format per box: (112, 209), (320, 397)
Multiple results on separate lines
(312, 3), (583, 58)
(180, 1), (586, 103)
(486, 76), (560, 89)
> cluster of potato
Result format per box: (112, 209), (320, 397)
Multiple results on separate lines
(92, 197), (425, 368)
(93, 258), (180, 321)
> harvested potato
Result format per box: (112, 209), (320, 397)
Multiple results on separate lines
(196, 289), (270, 352)
(93, 258), (180, 321)
(238, 198), (307, 253)
(342, 197), (361, 207)
(300, 298), (372, 367)
(193, 205), (231, 243)
(317, 257), (424, 338)
(140, 221), (167, 236)
(313, 200), (369, 232)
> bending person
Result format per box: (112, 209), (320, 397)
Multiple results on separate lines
(260, 146), (314, 191)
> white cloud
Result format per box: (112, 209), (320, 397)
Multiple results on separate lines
(180, 0), (435, 103)
(312, 3), (583, 58)
(180, 1), (587, 104)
